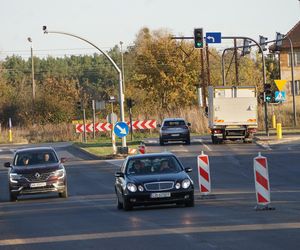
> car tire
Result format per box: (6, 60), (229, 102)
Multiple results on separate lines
(185, 195), (195, 207)
(9, 192), (17, 202)
(185, 137), (191, 145)
(159, 138), (164, 146)
(59, 186), (68, 198)
(123, 198), (133, 211)
(117, 196), (123, 210)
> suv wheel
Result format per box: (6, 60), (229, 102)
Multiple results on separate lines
(9, 192), (17, 202)
(185, 137), (191, 145)
(59, 186), (68, 198)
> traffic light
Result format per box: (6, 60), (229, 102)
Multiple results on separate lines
(264, 83), (273, 103)
(259, 35), (268, 52)
(241, 39), (251, 56)
(126, 98), (135, 109)
(76, 101), (82, 110)
(194, 28), (203, 48)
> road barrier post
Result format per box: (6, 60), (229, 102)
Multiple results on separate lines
(253, 152), (274, 210)
(197, 151), (211, 197)
(272, 115), (276, 129)
(138, 142), (146, 154)
(276, 123), (282, 139)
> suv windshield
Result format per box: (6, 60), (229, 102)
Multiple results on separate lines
(126, 156), (183, 175)
(14, 150), (59, 166)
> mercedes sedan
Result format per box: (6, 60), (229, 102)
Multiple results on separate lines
(4, 147), (68, 201)
(115, 153), (194, 211)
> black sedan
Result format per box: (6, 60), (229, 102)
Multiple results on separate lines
(115, 152), (194, 211)
(4, 147), (68, 201)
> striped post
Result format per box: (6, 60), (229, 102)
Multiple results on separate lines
(197, 151), (211, 195)
(253, 152), (272, 209)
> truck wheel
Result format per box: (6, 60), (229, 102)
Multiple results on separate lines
(211, 136), (217, 144)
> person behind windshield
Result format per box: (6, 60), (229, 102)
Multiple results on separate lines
(22, 156), (30, 166)
(131, 160), (146, 174)
(44, 153), (50, 162)
(160, 160), (172, 172)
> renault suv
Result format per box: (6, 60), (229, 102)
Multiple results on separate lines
(4, 147), (68, 201)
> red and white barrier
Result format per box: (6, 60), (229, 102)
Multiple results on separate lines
(75, 120), (156, 133)
(253, 152), (271, 207)
(197, 151), (211, 195)
(138, 143), (146, 154)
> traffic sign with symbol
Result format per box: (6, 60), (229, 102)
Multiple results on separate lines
(206, 32), (222, 44)
(114, 122), (129, 138)
(275, 91), (286, 102)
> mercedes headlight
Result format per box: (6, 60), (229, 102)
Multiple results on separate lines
(127, 183), (137, 192)
(182, 179), (191, 189)
(175, 182), (181, 189)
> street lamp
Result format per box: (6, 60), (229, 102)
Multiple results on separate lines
(27, 37), (36, 101)
(120, 41), (125, 93)
(42, 25), (127, 147)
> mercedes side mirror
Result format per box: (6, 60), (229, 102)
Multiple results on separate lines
(185, 167), (192, 173)
(115, 172), (124, 178)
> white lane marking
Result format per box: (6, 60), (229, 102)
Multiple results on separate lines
(198, 139), (212, 152)
(1, 222), (300, 246)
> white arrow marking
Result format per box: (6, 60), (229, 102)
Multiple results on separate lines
(206, 36), (215, 43)
(116, 125), (127, 134)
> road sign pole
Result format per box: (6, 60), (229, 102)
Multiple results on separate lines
(129, 108), (133, 141)
(92, 100), (96, 140)
(112, 123), (117, 154)
(83, 108), (87, 143)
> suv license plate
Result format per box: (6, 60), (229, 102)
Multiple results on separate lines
(171, 134), (180, 136)
(150, 192), (171, 198)
(30, 182), (47, 188)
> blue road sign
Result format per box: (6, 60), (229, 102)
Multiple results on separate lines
(114, 121), (129, 138)
(206, 32), (222, 44)
(275, 91), (286, 102)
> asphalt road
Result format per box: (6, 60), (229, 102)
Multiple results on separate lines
(0, 138), (299, 250)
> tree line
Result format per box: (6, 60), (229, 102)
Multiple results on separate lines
(0, 27), (279, 127)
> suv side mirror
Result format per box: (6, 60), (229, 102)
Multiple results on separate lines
(60, 157), (67, 163)
(187, 122), (191, 126)
(157, 124), (161, 128)
(4, 162), (11, 168)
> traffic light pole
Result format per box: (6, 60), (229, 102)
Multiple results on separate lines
(222, 36), (269, 136)
(43, 26), (127, 147)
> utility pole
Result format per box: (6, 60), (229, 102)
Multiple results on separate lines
(200, 48), (206, 107)
(27, 37), (36, 101)
(120, 41), (125, 93)
(234, 39), (239, 85)
(205, 43), (211, 86)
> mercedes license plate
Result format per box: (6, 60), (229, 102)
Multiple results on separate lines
(150, 192), (171, 198)
(30, 182), (47, 188)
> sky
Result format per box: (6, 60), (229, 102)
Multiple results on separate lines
(0, 0), (300, 60)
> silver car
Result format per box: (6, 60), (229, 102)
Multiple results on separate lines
(158, 118), (191, 145)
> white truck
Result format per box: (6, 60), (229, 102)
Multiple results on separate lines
(207, 86), (258, 144)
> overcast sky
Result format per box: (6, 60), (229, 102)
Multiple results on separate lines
(0, 0), (299, 59)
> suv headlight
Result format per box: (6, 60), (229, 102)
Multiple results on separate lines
(10, 173), (22, 183)
(182, 179), (191, 189)
(127, 183), (137, 192)
(53, 169), (65, 179)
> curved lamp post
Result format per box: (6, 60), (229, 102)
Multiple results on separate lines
(42, 26), (126, 147)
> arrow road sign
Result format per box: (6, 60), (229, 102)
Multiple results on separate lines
(114, 121), (129, 138)
(206, 32), (221, 44)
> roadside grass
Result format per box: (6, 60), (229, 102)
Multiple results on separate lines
(75, 131), (159, 157)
